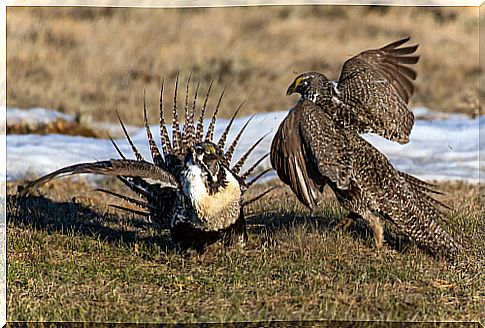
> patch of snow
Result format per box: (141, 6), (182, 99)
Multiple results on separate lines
(5, 107), (484, 184)
(5, 107), (74, 125)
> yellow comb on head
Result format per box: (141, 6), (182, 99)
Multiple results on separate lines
(207, 145), (216, 154)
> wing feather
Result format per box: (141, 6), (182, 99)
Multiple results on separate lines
(336, 37), (419, 144)
(19, 159), (179, 196)
(299, 101), (353, 190)
(270, 107), (322, 210)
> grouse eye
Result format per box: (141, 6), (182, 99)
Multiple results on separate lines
(194, 145), (203, 154)
(204, 145), (217, 156)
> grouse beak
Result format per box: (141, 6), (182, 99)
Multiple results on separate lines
(286, 83), (296, 96)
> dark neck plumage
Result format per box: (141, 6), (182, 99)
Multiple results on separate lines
(201, 161), (228, 195)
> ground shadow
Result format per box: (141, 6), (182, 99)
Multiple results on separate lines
(9, 193), (415, 255)
(246, 209), (415, 254)
(7, 193), (176, 251)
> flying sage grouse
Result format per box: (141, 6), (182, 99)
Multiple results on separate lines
(20, 76), (271, 252)
(270, 37), (461, 256)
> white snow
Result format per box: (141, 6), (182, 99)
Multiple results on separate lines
(5, 107), (74, 125)
(5, 106), (484, 183)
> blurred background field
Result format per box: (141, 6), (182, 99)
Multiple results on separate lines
(6, 5), (481, 127)
(5, 5), (484, 323)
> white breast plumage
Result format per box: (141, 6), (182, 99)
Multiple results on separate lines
(181, 165), (241, 231)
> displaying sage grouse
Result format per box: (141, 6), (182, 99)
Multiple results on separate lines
(20, 76), (271, 252)
(270, 37), (461, 256)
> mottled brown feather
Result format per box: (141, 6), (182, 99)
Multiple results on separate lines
(270, 108), (323, 210)
(336, 37), (420, 144)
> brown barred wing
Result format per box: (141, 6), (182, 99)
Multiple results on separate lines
(299, 100), (354, 191)
(270, 106), (323, 210)
(336, 37), (419, 144)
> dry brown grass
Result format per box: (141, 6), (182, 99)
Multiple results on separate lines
(7, 118), (99, 137)
(6, 178), (484, 322)
(7, 6), (481, 128)
(6, 5), (484, 323)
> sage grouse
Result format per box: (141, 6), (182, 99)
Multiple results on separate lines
(20, 76), (271, 252)
(270, 38), (461, 256)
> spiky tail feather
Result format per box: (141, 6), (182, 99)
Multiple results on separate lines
(143, 90), (164, 167)
(205, 86), (227, 142)
(184, 80), (200, 149)
(171, 74), (182, 155)
(159, 79), (172, 155)
(217, 100), (245, 150)
(242, 186), (277, 207)
(95, 188), (154, 211)
(117, 111), (143, 161)
(195, 77), (215, 142)
(232, 134), (269, 175)
(224, 114), (256, 165)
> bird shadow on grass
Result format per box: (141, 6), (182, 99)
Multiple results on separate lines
(246, 209), (415, 254)
(8, 193), (415, 255)
(7, 193), (177, 251)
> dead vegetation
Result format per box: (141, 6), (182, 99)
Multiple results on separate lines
(7, 118), (99, 137)
(7, 6), (481, 128)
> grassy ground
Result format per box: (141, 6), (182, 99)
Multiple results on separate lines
(6, 178), (484, 322)
(6, 5), (484, 324)
(7, 6), (481, 127)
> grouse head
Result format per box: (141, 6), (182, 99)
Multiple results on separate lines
(186, 141), (226, 182)
(286, 72), (332, 102)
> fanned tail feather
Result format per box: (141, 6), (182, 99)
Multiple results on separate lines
(217, 100), (245, 150)
(224, 114), (256, 165)
(232, 133), (269, 174)
(116, 111), (143, 161)
(159, 79), (172, 155)
(195, 77), (215, 143)
(205, 86), (227, 142)
(20, 76), (272, 245)
(172, 73), (182, 155)
(143, 90), (164, 167)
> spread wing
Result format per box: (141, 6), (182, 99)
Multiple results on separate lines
(19, 159), (179, 196)
(299, 100), (353, 190)
(270, 107), (323, 210)
(336, 36), (419, 144)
